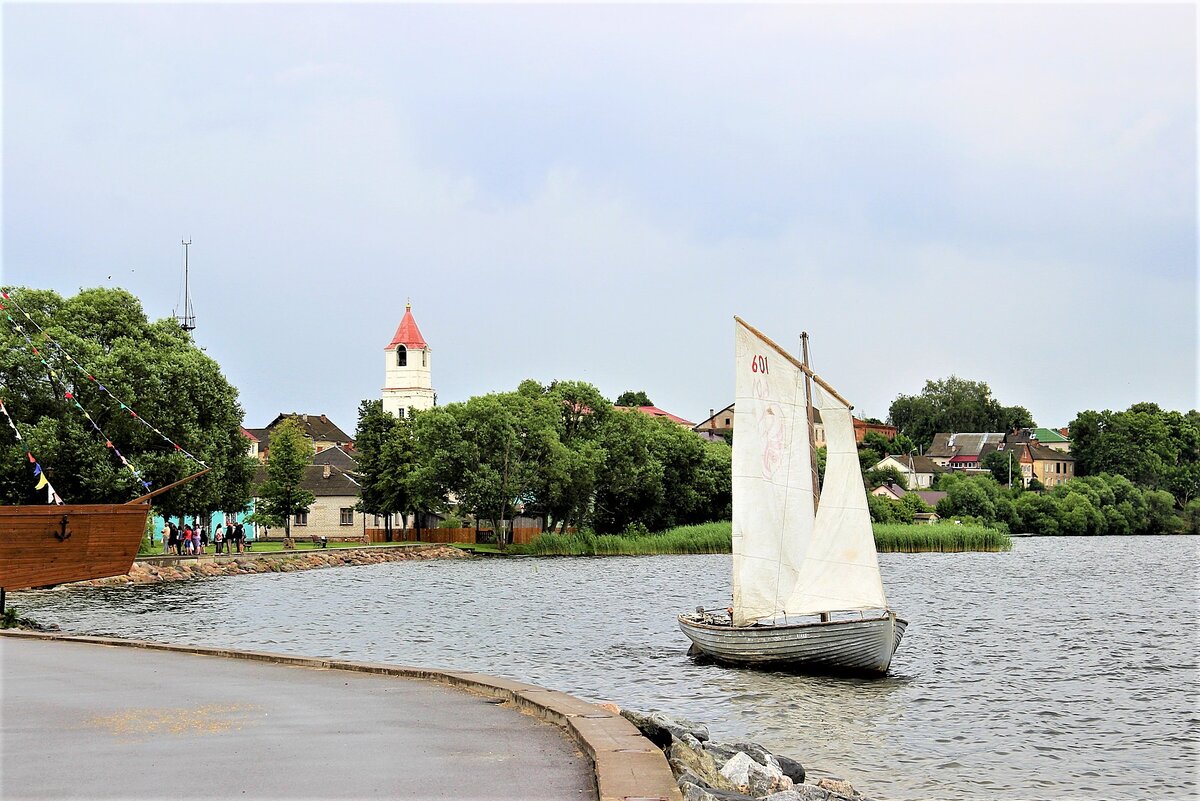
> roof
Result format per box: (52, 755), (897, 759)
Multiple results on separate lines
(927, 432), (1006, 458)
(1029, 441), (1074, 462)
(265, 413), (353, 445)
(311, 445), (359, 471)
(881, 454), (945, 474)
(1033, 427), (1069, 443)
(385, 303), (427, 350)
(253, 464), (361, 498)
(913, 490), (947, 508)
(240, 427), (260, 443)
(694, 403), (736, 430)
(616, 405), (695, 428)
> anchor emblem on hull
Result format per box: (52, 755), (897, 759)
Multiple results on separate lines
(52, 515), (70, 542)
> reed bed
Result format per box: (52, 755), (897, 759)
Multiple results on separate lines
(873, 523), (1012, 553)
(508, 522), (733, 555)
(510, 520), (1011, 555)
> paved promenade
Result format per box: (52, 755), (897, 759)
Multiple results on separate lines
(0, 634), (612, 800)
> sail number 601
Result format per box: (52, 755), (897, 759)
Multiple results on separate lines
(750, 355), (769, 374)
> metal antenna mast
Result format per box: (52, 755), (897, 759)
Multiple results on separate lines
(176, 239), (196, 331)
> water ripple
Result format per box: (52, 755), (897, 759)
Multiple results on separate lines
(10, 537), (1200, 800)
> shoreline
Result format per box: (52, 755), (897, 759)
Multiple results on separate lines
(69, 543), (471, 588)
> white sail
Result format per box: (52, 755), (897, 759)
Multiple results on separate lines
(731, 319), (888, 625)
(784, 384), (889, 616)
(730, 319), (816, 626)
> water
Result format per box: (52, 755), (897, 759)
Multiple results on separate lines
(9, 537), (1198, 800)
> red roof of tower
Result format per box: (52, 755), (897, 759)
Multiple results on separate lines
(385, 303), (427, 350)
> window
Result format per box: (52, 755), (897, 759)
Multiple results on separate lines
(422, 348), (428, 367)
(373, 515), (381, 526)
(397, 407), (406, 419)
(724, 418), (731, 426)
(294, 511), (308, 526)
(397, 345), (407, 367)
(340, 508), (354, 526)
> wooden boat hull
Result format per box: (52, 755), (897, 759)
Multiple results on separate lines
(678, 611), (907, 677)
(0, 504), (150, 590)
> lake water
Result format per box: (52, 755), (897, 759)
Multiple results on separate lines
(9, 536), (1198, 800)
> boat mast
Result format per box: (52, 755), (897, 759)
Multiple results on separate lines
(801, 332), (821, 511)
(176, 239), (196, 332)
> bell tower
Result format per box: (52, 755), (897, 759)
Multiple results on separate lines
(382, 302), (435, 418)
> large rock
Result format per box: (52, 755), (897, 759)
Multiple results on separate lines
(815, 778), (859, 799)
(762, 788), (838, 801)
(775, 754), (806, 785)
(668, 741), (741, 793)
(682, 785), (757, 801)
(622, 709), (710, 745)
(720, 752), (793, 797)
(705, 740), (778, 769)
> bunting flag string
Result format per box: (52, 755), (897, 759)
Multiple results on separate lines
(3, 310), (152, 491)
(0, 398), (64, 504)
(1, 289), (208, 471)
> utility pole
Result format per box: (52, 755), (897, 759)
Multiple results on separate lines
(176, 239), (196, 332)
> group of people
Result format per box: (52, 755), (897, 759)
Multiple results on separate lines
(161, 519), (248, 556)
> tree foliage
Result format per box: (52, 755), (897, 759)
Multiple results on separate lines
(615, 390), (653, 407)
(255, 418), (315, 538)
(0, 286), (254, 520)
(1069, 403), (1200, 509)
(355, 379), (731, 539)
(888, 376), (1034, 450)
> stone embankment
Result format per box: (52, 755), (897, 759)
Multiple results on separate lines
(618, 708), (875, 801)
(75, 545), (471, 587)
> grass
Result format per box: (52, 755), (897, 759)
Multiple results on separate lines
(504, 520), (1011, 555)
(507, 522), (734, 556)
(873, 523), (1012, 553)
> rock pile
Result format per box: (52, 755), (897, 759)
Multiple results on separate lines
(620, 709), (875, 801)
(74, 545), (471, 587)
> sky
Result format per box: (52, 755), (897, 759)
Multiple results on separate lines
(3, 3), (1196, 436)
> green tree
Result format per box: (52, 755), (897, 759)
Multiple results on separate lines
(0, 286), (254, 522)
(354, 400), (405, 539)
(1069, 404), (1200, 508)
(888, 376), (1034, 450)
(981, 449), (1020, 488)
(255, 418), (315, 543)
(863, 465), (909, 490)
(615, 390), (653, 407)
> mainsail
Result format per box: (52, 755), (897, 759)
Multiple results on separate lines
(730, 318), (888, 626)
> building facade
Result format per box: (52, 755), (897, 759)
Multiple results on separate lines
(382, 302), (435, 419)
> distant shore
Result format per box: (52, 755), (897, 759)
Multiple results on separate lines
(73, 543), (470, 587)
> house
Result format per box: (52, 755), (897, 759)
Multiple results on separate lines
(871, 482), (908, 501)
(252, 463), (369, 540)
(1029, 441), (1075, 488)
(1007, 427), (1072, 453)
(926, 432), (1007, 470)
(249, 412), (354, 461)
(854, 419), (898, 442)
(869, 454), (946, 489)
(241, 427), (260, 460)
(694, 404), (735, 437)
(617, 405), (695, 428)
(311, 445), (359, 472)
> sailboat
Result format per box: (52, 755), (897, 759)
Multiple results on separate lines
(678, 317), (907, 676)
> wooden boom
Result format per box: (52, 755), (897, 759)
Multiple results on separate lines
(733, 316), (854, 409)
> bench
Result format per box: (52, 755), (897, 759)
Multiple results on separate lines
(310, 535), (328, 548)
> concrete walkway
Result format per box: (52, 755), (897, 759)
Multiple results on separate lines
(0, 634), (668, 800)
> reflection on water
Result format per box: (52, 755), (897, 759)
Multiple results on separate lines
(10, 537), (1199, 800)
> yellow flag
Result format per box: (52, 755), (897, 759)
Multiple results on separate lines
(35, 473), (48, 490)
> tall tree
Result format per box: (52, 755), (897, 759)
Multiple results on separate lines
(0, 286), (254, 520)
(255, 418), (315, 543)
(1069, 403), (1200, 508)
(615, 390), (654, 407)
(888, 376), (1034, 449)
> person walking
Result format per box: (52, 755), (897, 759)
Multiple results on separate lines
(214, 522), (224, 555)
(168, 521), (180, 556)
(161, 522), (170, 555)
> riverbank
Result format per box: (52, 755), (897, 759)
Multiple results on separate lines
(508, 520), (1012, 555)
(73, 543), (470, 587)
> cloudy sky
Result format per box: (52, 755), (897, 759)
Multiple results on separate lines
(3, 3), (1195, 435)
